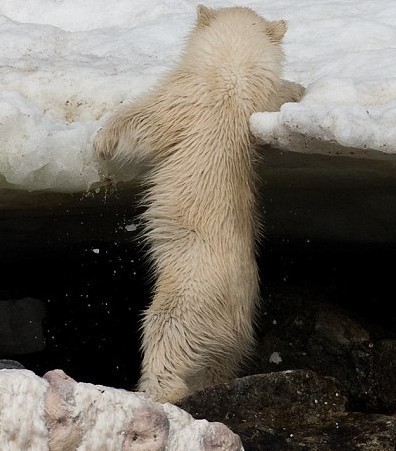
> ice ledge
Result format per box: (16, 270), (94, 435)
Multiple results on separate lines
(251, 78), (396, 159)
(1, 79), (396, 194)
(251, 112), (396, 160)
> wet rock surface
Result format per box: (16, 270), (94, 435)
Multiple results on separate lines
(247, 289), (396, 415)
(178, 371), (396, 450)
(0, 359), (25, 369)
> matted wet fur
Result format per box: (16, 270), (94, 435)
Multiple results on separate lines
(94, 5), (304, 403)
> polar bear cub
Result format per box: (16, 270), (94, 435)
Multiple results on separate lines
(94, 5), (304, 403)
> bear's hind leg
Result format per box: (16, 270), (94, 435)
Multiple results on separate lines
(138, 290), (243, 403)
(138, 306), (198, 403)
(138, 299), (253, 402)
(201, 322), (255, 390)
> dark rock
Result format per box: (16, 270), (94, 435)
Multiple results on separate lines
(0, 297), (46, 355)
(179, 371), (347, 429)
(246, 289), (396, 414)
(0, 359), (25, 369)
(178, 370), (396, 451)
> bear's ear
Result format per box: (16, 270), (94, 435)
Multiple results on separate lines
(267, 20), (287, 41)
(196, 5), (215, 28)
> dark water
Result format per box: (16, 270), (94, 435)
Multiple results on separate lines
(1, 243), (145, 389)
(0, 189), (148, 389)
(1, 172), (395, 390)
(2, 239), (395, 390)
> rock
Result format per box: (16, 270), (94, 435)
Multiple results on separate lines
(0, 369), (243, 450)
(178, 370), (396, 451)
(0, 359), (24, 369)
(0, 297), (46, 355)
(245, 288), (396, 414)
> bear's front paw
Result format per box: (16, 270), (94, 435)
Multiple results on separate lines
(278, 79), (306, 106)
(93, 126), (120, 160)
(287, 81), (305, 102)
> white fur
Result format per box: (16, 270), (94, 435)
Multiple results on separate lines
(94, 5), (304, 403)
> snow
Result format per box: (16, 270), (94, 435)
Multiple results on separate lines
(269, 352), (283, 365)
(0, 369), (243, 450)
(0, 0), (395, 192)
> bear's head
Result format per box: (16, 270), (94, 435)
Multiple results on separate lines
(196, 4), (287, 43)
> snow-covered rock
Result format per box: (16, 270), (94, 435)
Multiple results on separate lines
(0, 369), (242, 450)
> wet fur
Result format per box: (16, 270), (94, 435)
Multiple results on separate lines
(94, 5), (304, 402)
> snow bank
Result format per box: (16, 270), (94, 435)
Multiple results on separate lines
(0, 0), (395, 192)
(0, 369), (243, 450)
